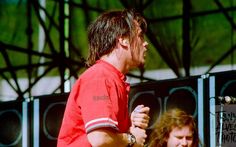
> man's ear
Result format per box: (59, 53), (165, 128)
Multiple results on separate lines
(119, 38), (129, 47)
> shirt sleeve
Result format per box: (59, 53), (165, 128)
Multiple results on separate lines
(77, 77), (120, 133)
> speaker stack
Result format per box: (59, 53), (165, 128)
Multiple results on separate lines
(0, 93), (69, 147)
(129, 70), (236, 146)
(128, 75), (205, 144)
(0, 100), (29, 147)
(32, 93), (68, 147)
(0, 70), (235, 147)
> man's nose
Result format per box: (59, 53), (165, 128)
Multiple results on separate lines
(143, 41), (148, 48)
(181, 138), (187, 146)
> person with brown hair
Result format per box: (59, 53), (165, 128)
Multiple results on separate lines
(57, 8), (150, 147)
(148, 108), (200, 147)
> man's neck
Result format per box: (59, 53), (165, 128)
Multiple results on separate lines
(100, 53), (129, 74)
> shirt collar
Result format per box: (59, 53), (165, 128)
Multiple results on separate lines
(96, 59), (127, 81)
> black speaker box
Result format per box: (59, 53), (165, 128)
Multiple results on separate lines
(211, 70), (236, 100)
(129, 76), (200, 130)
(0, 100), (29, 147)
(32, 93), (69, 147)
(128, 75), (203, 146)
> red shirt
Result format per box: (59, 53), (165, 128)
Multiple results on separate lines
(57, 60), (131, 147)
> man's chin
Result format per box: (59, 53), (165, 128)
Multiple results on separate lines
(130, 60), (145, 69)
(138, 62), (145, 69)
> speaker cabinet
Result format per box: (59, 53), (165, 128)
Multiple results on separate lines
(129, 76), (201, 145)
(128, 75), (201, 144)
(208, 70), (236, 147)
(0, 100), (29, 147)
(213, 70), (236, 99)
(129, 76), (199, 130)
(33, 93), (69, 147)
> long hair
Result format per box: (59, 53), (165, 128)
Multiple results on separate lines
(86, 8), (147, 66)
(148, 108), (200, 147)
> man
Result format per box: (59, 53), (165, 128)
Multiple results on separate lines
(57, 8), (150, 147)
(148, 108), (201, 147)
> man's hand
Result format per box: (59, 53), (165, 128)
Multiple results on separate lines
(131, 105), (150, 129)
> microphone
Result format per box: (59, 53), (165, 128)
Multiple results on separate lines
(217, 96), (236, 104)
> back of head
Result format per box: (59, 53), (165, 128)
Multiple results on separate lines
(148, 108), (199, 147)
(86, 8), (147, 66)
